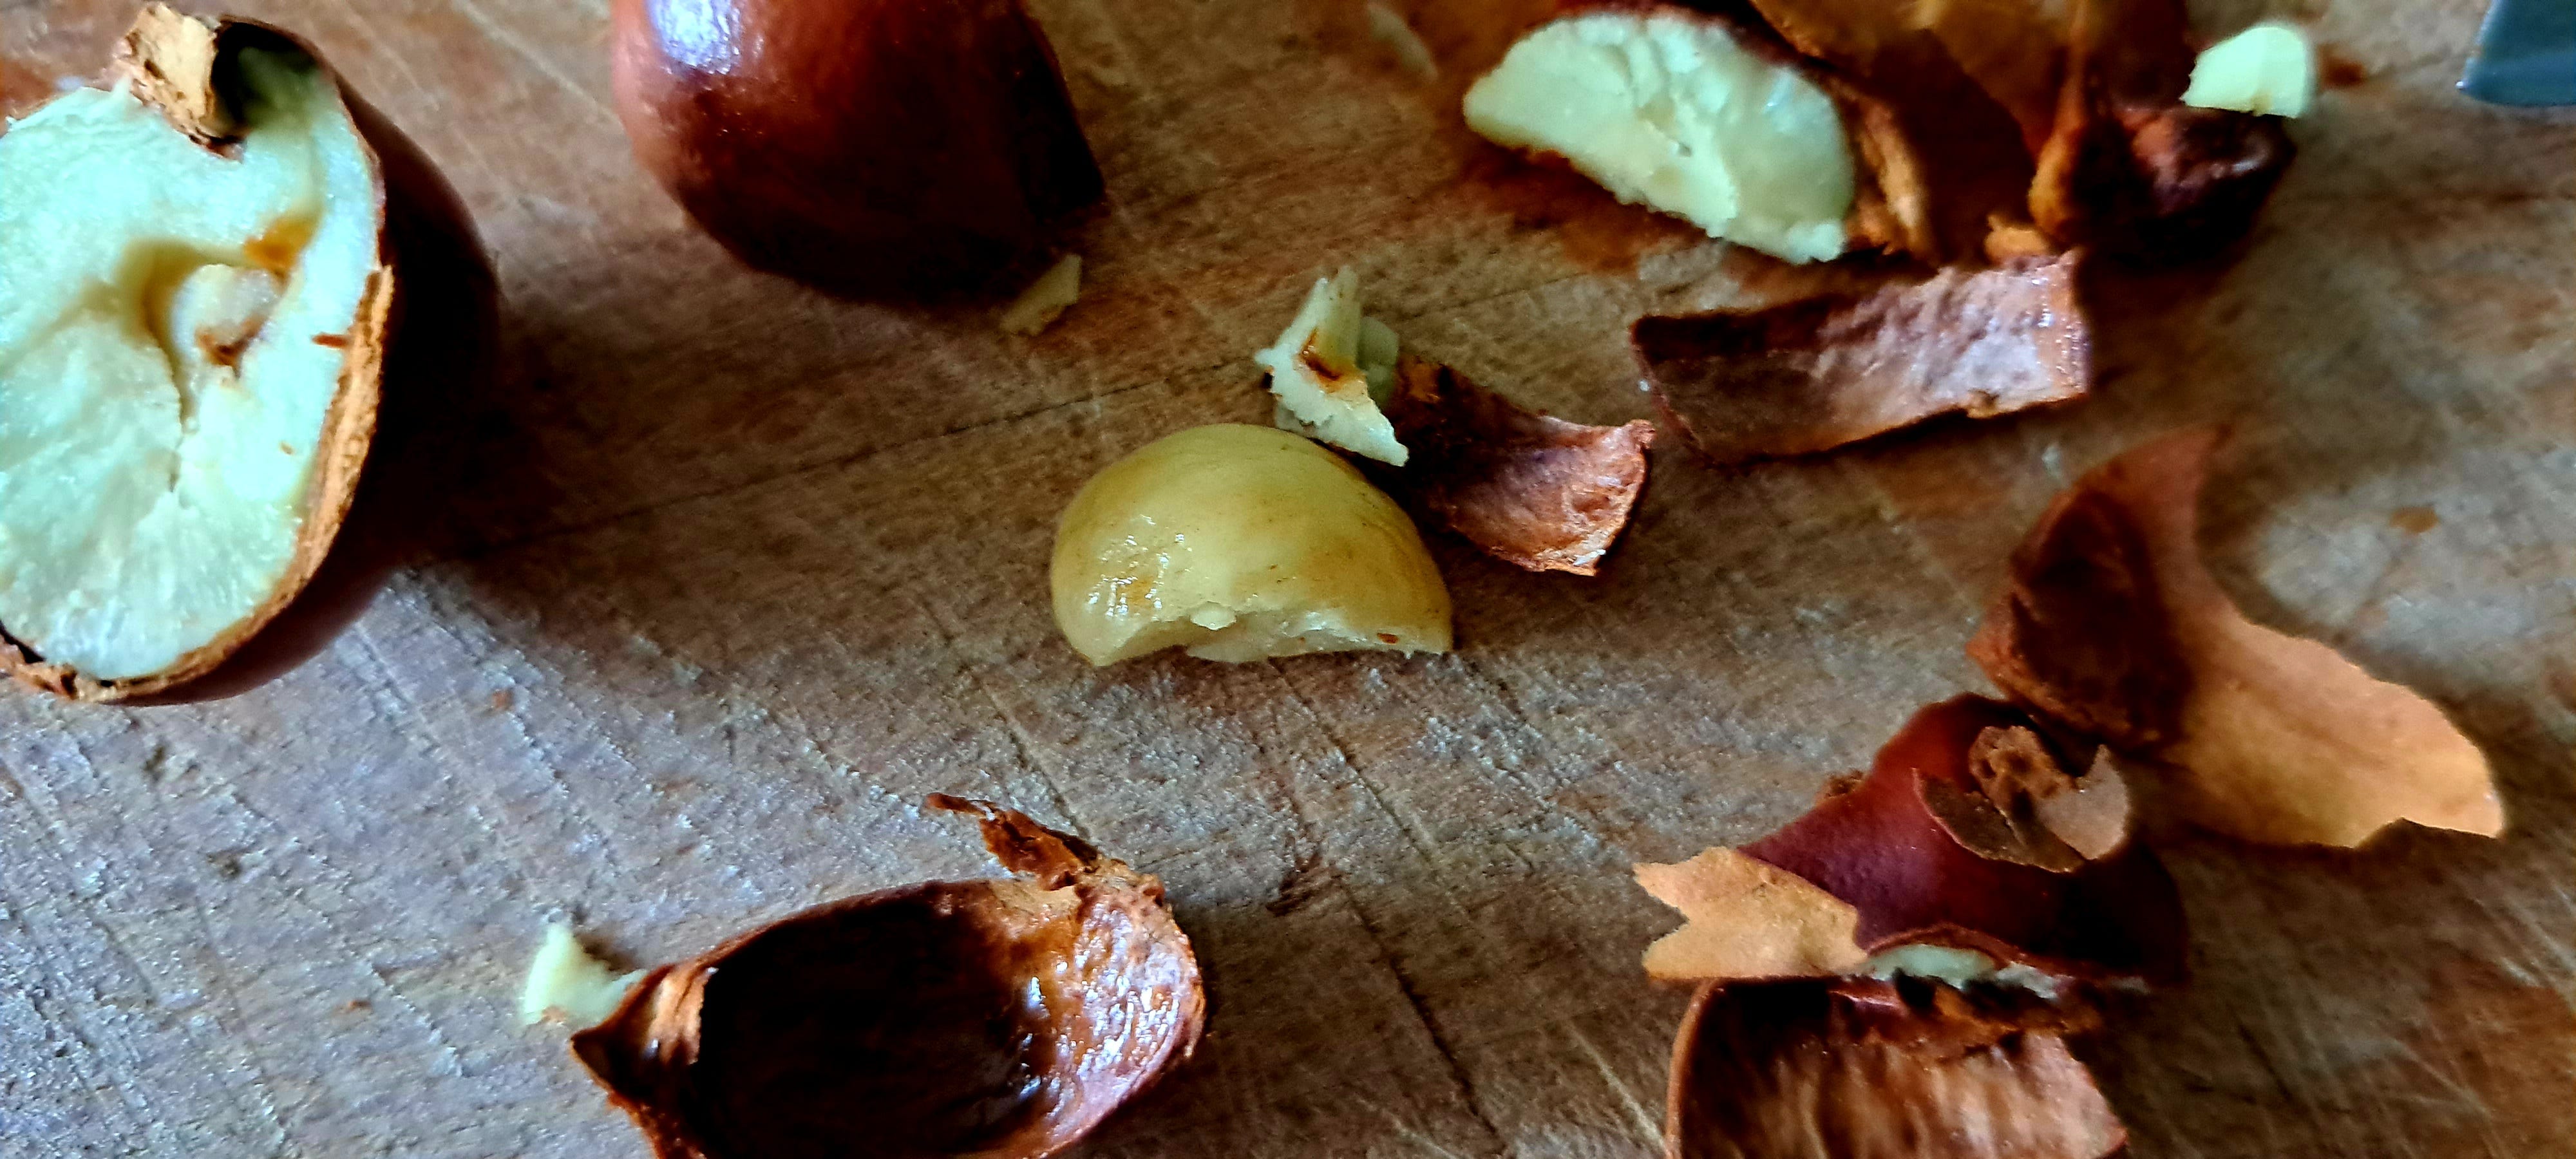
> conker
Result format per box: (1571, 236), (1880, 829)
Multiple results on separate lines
(609, 0), (1106, 296)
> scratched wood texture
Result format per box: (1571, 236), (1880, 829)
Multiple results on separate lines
(2, 0), (2571, 1156)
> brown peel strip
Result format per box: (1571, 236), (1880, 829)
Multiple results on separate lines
(1378, 355), (1654, 576)
(1635, 847), (1870, 983)
(1667, 978), (2125, 1159)
(1973, 429), (2505, 847)
(571, 798), (1204, 1159)
(1634, 253), (2090, 467)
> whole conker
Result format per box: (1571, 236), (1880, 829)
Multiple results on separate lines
(609, 0), (1105, 296)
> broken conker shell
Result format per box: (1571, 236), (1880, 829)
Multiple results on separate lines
(610, 0), (1104, 296)
(1634, 254), (2091, 467)
(2027, 0), (2295, 257)
(1667, 978), (2125, 1159)
(571, 798), (1203, 1159)
(1972, 429), (2503, 848)
(1740, 695), (2185, 983)
(1378, 355), (1656, 577)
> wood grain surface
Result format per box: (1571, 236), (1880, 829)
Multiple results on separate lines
(3, 1), (2571, 1156)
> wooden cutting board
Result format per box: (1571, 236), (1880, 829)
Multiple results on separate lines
(3, 1), (2570, 1155)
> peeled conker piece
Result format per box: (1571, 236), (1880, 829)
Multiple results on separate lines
(609, 0), (1105, 296)
(570, 798), (1203, 1159)
(1741, 695), (2184, 983)
(1668, 978), (2125, 1159)
(1050, 424), (1454, 665)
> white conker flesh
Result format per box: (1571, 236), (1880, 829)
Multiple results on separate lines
(520, 923), (645, 1028)
(1050, 424), (1453, 666)
(2182, 23), (2316, 118)
(1463, 8), (1857, 264)
(0, 5), (491, 703)
(1258, 268), (1407, 466)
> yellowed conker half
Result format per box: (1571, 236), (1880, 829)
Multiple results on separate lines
(1050, 424), (1453, 665)
(0, 5), (492, 702)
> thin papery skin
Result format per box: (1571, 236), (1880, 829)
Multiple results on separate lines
(1635, 847), (1870, 983)
(1633, 254), (2089, 467)
(2054, 430), (2505, 847)
(1378, 355), (1655, 576)
(1918, 725), (2122, 873)
(1739, 696), (2186, 983)
(1665, 979), (2125, 1159)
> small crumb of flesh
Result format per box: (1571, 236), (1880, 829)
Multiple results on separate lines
(518, 922), (643, 1028)
(999, 252), (1082, 335)
(1258, 269), (1408, 466)
(2183, 23), (2315, 118)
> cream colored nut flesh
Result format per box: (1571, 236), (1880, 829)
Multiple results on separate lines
(0, 12), (386, 695)
(518, 923), (645, 1028)
(1052, 424), (1452, 665)
(2183, 23), (2316, 118)
(1257, 268), (1408, 466)
(999, 252), (1082, 335)
(1463, 10), (1855, 264)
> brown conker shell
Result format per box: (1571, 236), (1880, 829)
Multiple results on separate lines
(1971, 429), (2503, 848)
(1633, 254), (2091, 468)
(1741, 695), (2186, 983)
(1667, 978), (2125, 1159)
(0, 6), (496, 704)
(569, 798), (1204, 1159)
(609, 0), (1105, 297)
(1375, 354), (1656, 577)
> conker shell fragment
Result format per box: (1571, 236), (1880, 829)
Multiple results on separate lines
(569, 798), (1203, 1159)
(1667, 978), (2125, 1159)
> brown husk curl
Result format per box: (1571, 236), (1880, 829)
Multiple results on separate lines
(1378, 354), (1655, 575)
(1638, 696), (2181, 987)
(1634, 253), (2090, 466)
(569, 797), (1204, 1159)
(1971, 429), (2505, 847)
